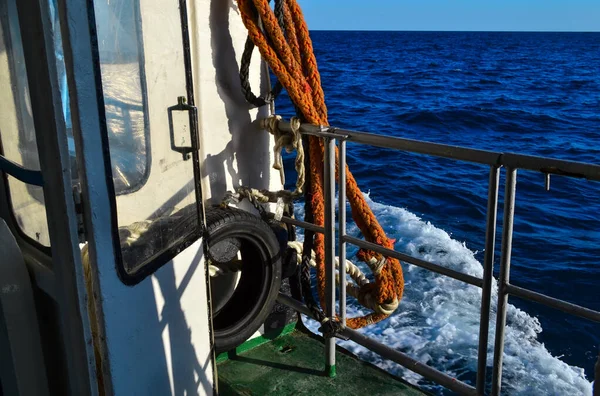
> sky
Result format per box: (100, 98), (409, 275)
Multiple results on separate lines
(298, 0), (600, 32)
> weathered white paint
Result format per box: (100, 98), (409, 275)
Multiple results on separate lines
(188, 0), (280, 344)
(98, 239), (214, 396)
(60, 0), (217, 393)
(85, 0), (281, 394)
(189, 0), (280, 204)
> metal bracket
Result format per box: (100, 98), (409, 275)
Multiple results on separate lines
(333, 329), (350, 341)
(167, 96), (198, 160)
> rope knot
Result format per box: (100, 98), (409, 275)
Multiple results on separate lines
(262, 115), (304, 196)
(261, 114), (282, 133)
(220, 116), (305, 217)
(367, 256), (387, 276)
(357, 285), (399, 316)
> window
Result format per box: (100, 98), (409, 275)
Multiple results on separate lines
(95, 0), (150, 194)
(0, 0), (51, 248)
(93, 0), (200, 280)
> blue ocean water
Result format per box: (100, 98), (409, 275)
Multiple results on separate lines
(277, 31), (600, 394)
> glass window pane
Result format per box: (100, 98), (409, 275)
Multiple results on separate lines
(6, 177), (51, 246)
(95, 0), (149, 195)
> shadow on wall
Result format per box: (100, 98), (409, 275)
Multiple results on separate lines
(205, 0), (272, 205)
(125, 2), (276, 395)
(88, 238), (213, 395)
(153, 247), (213, 395)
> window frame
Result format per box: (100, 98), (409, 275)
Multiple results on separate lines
(89, 0), (203, 285)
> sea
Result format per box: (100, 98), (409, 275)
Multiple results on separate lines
(276, 31), (600, 395)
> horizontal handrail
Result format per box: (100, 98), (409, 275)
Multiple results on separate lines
(269, 213), (326, 234)
(0, 154), (44, 186)
(277, 120), (600, 182)
(343, 235), (484, 288)
(506, 283), (600, 323)
(274, 214), (483, 287)
(275, 216), (600, 322)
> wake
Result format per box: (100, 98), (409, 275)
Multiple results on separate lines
(295, 195), (592, 395)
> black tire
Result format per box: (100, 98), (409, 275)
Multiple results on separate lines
(205, 206), (282, 354)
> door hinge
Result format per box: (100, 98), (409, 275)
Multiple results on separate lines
(72, 185), (86, 244)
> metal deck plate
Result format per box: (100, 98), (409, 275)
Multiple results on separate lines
(217, 328), (426, 395)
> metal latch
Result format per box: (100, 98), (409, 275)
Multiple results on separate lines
(167, 96), (198, 160)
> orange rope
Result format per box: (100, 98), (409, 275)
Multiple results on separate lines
(238, 0), (404, 329)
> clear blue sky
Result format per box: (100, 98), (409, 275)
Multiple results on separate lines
(299, 0), (600, 32)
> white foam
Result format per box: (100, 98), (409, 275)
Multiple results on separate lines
(295, 194), (593, 395)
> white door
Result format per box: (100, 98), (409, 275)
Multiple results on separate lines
(64, 0), (217, 394)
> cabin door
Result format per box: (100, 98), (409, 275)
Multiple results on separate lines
(62, 0), (216, 394)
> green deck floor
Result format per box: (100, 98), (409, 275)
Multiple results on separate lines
(217, 328), (426, 395)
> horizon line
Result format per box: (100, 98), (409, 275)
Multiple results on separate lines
(309, 29), (600, 33)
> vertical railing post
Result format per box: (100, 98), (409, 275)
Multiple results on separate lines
(476, 165), (500, 395)
(594, 350), (600, 396)
(338, 138), (347, 326)
(491, 167), (517, 396)
(324, 136), (337, 377)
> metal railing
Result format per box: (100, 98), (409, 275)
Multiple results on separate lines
(274, 119), (600, 396)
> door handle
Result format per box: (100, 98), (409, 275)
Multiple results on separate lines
(167, 96), (198, 161)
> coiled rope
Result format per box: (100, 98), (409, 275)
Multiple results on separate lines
(237, 0), (404, 329)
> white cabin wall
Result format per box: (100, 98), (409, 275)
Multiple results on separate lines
(187, 0), (283, 345)
(189, 0), (282, 205)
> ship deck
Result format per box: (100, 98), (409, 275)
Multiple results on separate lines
(217, 325), (427, 395)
